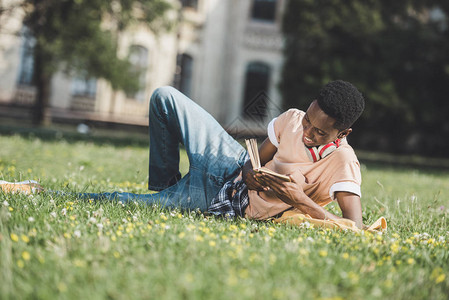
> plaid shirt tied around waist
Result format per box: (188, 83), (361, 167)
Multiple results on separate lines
(207, 179), (249, 218)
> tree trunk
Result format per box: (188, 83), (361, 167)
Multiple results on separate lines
(32, 42), (51, 125)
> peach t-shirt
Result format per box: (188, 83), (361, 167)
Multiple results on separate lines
(245, 109), (362, 220)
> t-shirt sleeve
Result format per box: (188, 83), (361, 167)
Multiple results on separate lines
(268, 109), (298, 147)
(328, 152), (362, 200)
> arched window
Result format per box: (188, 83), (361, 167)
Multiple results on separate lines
(127, 45), (149, 102)
(17, 28), (36, 85)
(179, 54), (193, 97)
(251, 0), (277, 22)
(181, 0), (198, 10)
(242, 62), (271, 120)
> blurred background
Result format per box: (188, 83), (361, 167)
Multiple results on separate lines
(0, 0), (448, 159)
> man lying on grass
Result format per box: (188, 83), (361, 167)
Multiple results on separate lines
(3, 80), (365, 228)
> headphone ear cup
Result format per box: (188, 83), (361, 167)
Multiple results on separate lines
(318, 143), (337, 159)
(306, 146), (320, 162)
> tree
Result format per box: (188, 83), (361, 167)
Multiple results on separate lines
(21, 0), (172, 124)
(281, 0), (449, 156)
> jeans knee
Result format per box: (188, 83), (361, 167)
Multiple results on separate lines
(149, 86), (178, 114)
(151, 86), (177, 104)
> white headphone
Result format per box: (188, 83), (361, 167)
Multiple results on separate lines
(305, 139), (340, 162)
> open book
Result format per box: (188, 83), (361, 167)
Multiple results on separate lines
(245, 139), (291, 182)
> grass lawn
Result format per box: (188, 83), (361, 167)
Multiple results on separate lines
(1, 134), (448, 299)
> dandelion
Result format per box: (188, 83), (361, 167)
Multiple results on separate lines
(431, 268), (446, 284)
(22, 251), (31, 261)
(178, 232), (186, 239)
(21, 234), (30, 243)
(209, 241), (216, 247)
(10, 233), (19, 242)
(407, 258), (415, 264)
(17, 260), (25, 268)
(319, 250), (328, 257)
(435, 274), (446, 284)
(342, 253), (349, 259)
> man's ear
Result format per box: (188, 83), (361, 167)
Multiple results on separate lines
(338, 128), (352, 139)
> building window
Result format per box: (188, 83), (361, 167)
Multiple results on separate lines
(242, 62), (271, 120)
(251, 0), (277, 22)
(71, 76), (97, 98)
(17, 28), (36, 85)
(179, 54), (193, 98)
(181, 0), (198, 9)
(127, 45), (149, 102)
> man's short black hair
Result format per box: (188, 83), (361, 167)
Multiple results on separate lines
(317, 80), (365, 130)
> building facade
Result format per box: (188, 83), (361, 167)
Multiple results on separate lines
(0, 0), (286, 132)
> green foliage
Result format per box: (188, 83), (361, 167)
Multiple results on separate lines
(281, 0), (449, 156)
(23, 0), (172, 93)
(1, 135), (449, 299)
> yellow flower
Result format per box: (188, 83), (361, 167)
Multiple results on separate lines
(342, 253), (349, 259)
(21, 234), (30, 243)
(319, 250), (328, 257)
(209, 241), (216, 247)
(17, 260), (24, 268)
(178, 232), (186, 239)
(22, 251), (31, 261)
(10, 233), (19, 242)
(435, 274), (446, 284)
(407, 258), (415, 265)
(431, 268), (446, 284)
(113, 251), (120, 258)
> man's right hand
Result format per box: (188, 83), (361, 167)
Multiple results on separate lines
(242, 160), (265, 191)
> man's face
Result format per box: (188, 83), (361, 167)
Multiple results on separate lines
(301, 100), (350, 147)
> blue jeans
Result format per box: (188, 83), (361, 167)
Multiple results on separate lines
(80, 87), (247, 211)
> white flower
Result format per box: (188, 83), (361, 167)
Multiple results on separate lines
(61, 208), (67, 216)
(50, 211), (57, 218)
(74, 230), (81, 238)
(49, 199), (55, 205)
(28, 217), (35, 222)
(2, 200), (9, 207)
(96, 223), (104, 230)
(93, 208), (104, 218)
(89, 217), (97, 223)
